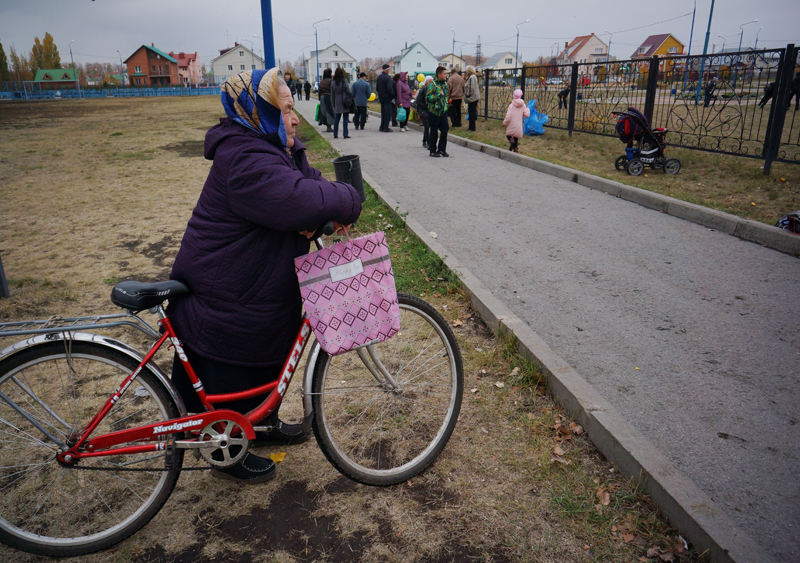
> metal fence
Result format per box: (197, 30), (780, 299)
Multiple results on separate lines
(0, 83), (221, 100)
(481, 43), (799, 172)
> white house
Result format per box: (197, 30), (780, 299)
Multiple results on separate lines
(557, 34), (609, 65)
(478, 52), (521, 77)
(304, 43), (357, 84)
(438, 53), (466, 71)
(394, 42), (439, 76)
(211, 43), (264, 85)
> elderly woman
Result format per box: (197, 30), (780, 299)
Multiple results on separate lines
(168, 68), (361, 484)
(464, 66), (480, 132)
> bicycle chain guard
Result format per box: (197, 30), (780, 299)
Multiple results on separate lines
(197, 419), (249, 467)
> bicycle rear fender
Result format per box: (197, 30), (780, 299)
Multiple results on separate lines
(0, 332), (188, 417)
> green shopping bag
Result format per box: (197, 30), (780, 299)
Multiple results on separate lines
(315, 103), (320, 121)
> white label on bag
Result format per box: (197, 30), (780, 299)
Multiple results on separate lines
(329, 259), (364, 283)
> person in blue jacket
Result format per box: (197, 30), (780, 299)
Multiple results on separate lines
(351, 72), (372, 130)
(168, 68), (362, 484)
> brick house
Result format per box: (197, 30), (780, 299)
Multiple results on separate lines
(169, 51), (201, 86)
(124, 44), (180, 87)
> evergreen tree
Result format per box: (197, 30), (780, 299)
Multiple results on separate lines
(0, 40), (10, 82)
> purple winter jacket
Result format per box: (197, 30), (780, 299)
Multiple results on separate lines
(169, 118), (361, 367)
(396, 72), (411, 109)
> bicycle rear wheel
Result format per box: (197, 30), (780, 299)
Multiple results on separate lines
(0, 339), (183, 556)
(311, 294), (463, 486)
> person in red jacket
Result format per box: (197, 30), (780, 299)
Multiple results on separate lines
(169, 68), (361, 484)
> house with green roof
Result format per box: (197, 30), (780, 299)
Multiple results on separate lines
(33, 68), (78, 89)
(123, 44), (180, 87)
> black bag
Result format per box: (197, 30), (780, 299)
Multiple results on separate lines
(342, 88), (355, 113)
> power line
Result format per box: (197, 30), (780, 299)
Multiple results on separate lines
(607, 12), (693, 35)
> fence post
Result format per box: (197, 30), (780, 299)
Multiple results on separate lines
(763, 44), (796, 175)
(567, 63), (578, 136)
(483, 69), (490, 120)
(520, 65), (526, 97)
(0, 256), (9, 299)
(643, 55), (660, 124)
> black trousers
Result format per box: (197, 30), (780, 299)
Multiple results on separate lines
(380, 100), (392, 130)
(305, 90), (310, 100)
(449, 98), (463, 126)
(467, 100), (478, 131)
(353, 105), (368, 128)
(171, 347), (281, 415)
(428, 113), (449, 154)
(421, 114), (430, 145)
(391, 101), (398, 126)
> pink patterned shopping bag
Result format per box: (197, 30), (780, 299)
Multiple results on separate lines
(294, 231), (400, 356)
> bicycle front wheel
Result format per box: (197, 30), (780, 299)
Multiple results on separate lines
(311, 294), (463, 486)
(0, 339), (183, 557)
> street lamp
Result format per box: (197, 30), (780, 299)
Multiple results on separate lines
(451, 29), (455, 70)
(313, 17), (330, 89)
(733, 19), (757, 89)
(754, 26), (763, 50)
(551, 42), (558, 61)
(68, 40), (81, 98)
(300, 44), (312, 80)
(117, 50), (126, 90)
(514, 19), (529, 88)
(604, 29), (614, 85)
(253, 34), (265, 69)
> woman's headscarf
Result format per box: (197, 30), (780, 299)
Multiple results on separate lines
(424, 76), (433, 86)
(221, 68), (287, 149)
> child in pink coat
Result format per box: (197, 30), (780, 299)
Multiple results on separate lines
(502, 89), (530, 153)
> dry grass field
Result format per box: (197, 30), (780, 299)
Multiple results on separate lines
(0, 97), (702, 562)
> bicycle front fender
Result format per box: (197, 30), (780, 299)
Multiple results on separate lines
(302, 340), (322, 435)
(0, 332), (188, 418)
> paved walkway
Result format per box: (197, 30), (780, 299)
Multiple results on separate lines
(295, 100), (800, 561)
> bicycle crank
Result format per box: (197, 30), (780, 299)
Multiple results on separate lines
(189, 419), (250, 467)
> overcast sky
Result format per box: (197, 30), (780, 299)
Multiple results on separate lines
(1, 0), (798, 70)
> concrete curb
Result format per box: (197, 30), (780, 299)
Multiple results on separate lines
(361, 168), (777, 563)
(366, 110), (800, 257)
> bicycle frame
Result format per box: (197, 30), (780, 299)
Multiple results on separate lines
(0, 307), (314, 467)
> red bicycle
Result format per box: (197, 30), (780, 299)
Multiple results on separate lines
(0, 274), (463, 556)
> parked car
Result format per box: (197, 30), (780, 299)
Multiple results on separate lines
(546, 77), (563, 85)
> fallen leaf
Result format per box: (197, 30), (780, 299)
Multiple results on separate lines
(510, 367), (521, 377)
(582, 544), (590, 550)
(494, 381), (505, 389)
(480, 427), (488, 434)
(622, 533), (635, 543)
(751, 202), (756, 206)
(602, 491), (611, 506)
(550, 453), (569, 465)
(635, 535), (649, 548)
(270, 452), (287, 463)
(470, 388), (478, 393)
(429, 231), (438, 238)
(556, 424), (571, 436)
(659, 553), (675, 562)
(634, 367), (641, 370)
(452, 319), (463, 327)
(611, 524), (618, 532)
(553, 445), (565, 456)
(671, 541), (685, 554)
(569, 422), (584, 435)
(647, 548), (659, 557)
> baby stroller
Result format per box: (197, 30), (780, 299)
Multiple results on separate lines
(613, 107), (680, 176)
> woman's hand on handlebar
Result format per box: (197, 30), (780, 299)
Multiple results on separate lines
(299, 221), (351, 239)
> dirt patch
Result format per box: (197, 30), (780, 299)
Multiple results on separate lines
(161, 140), (205, 158)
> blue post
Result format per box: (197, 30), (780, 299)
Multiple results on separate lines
(682, 0), (696, 93)
(260, 0), (276, 69)
(695, 0), (715, 106)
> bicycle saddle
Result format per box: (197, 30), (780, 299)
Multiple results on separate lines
(111, 280), (190, 311)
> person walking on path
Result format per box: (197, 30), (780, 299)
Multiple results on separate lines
(330, 67), (351, 139)
(295, 79), (303, 101)
(447, 67), (465, 127)
(318, 68), (334, 132)
(304, 79), (311, 101)
(703, 76), (717, 108)
(557, 84), (570, 111)
(503, 89), (530, 153)
(463, 66), (480, 131)
(284, 72), (295, 96)
(377, 64), (394, 132)
(789, 73), (800, 111)
(416, 76), (433, 148)
(758, 82), (776, 109)
(426, 66), (450, 157)
(351, 72), (371, 130)
(396, 71), (412, 131)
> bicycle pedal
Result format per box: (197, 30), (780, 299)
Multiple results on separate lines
(164, 437), (178, 470)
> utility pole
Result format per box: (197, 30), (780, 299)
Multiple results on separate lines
(260, 0), (276, 68)
(695, 0), (715, 106)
